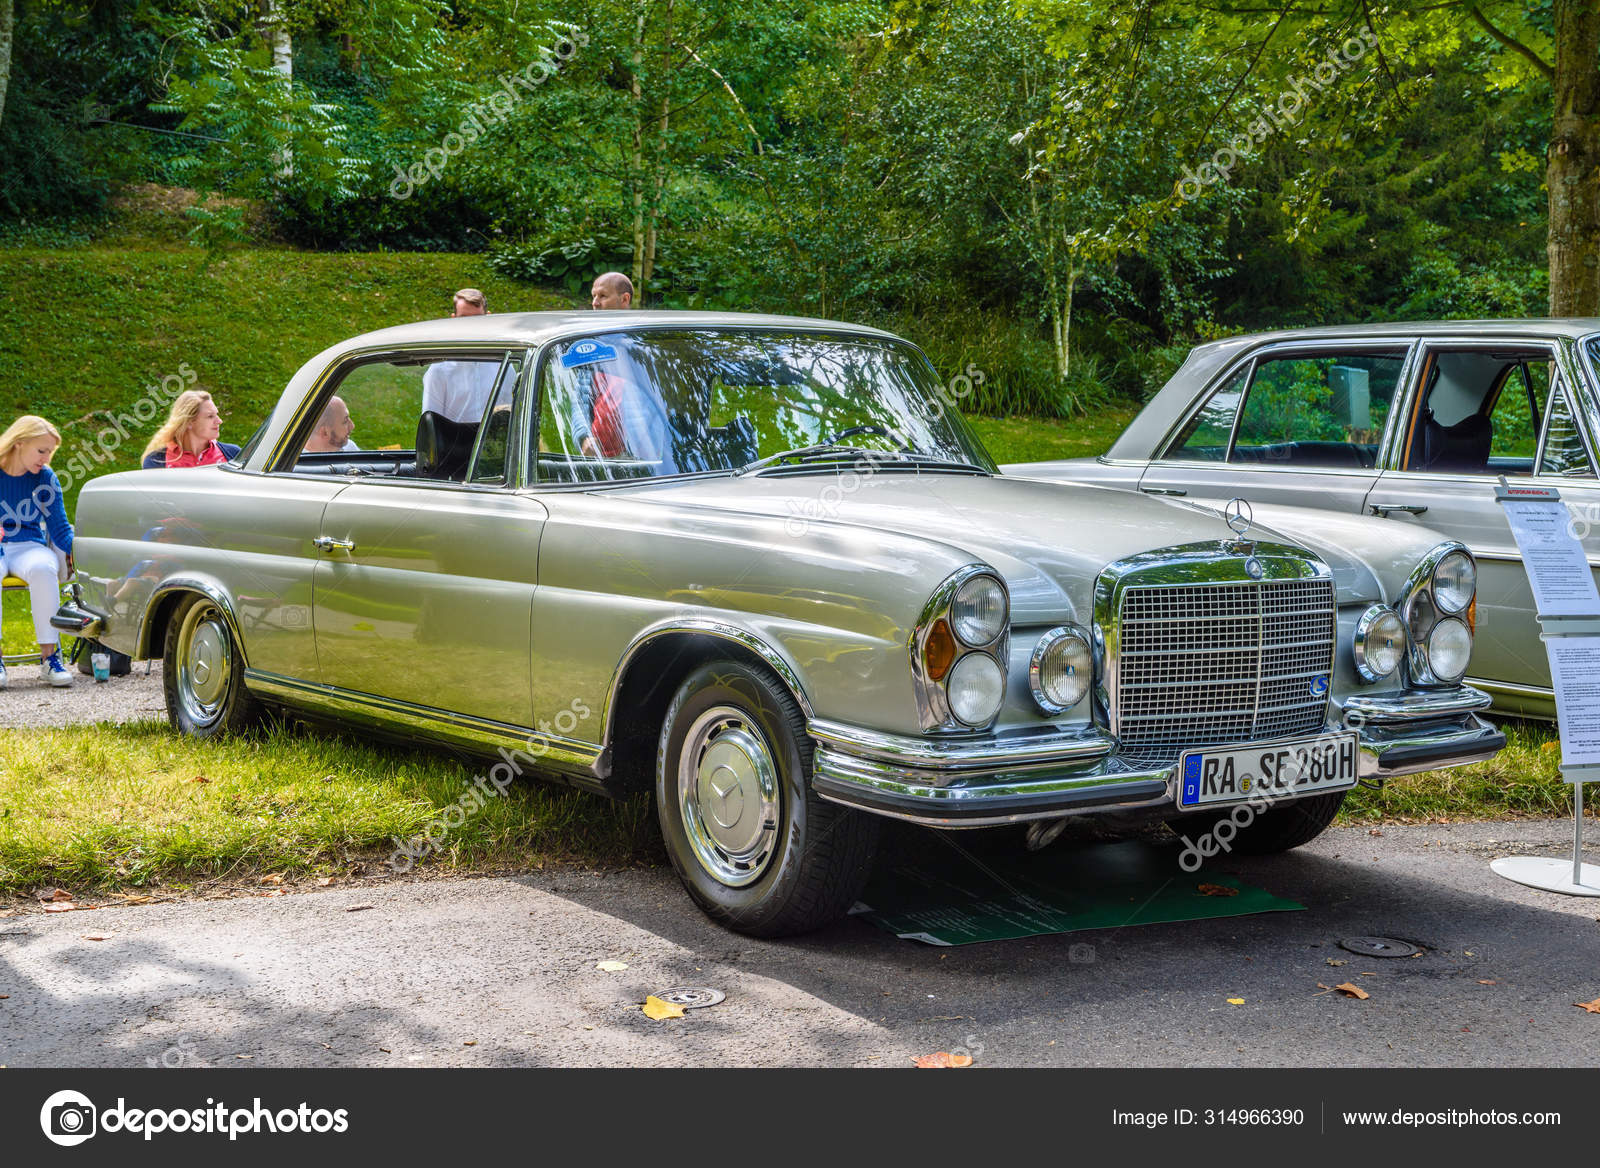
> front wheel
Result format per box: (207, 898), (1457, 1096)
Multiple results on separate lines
(163, 596), (260, 738)
(656, 661), (879, 937)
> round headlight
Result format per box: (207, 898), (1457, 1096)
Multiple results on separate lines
(1030, 626), (1091, 713)
(947, 652), (1006, 726)
(951, 575), (1007, 646)
(1432, 550), (1476, 614)
(1426, 617), (1472, 683)
(1354, 605), (1406, 682)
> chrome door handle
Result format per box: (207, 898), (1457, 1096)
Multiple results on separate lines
(1369, 504), (1428, 517)
(313, 535), (356, 553)
(1141, 487), (1187, 497)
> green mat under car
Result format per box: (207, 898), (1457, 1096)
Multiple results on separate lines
(850, 838), (1305, 946)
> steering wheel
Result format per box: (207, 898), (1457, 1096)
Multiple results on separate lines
(821, 424), (916, 453)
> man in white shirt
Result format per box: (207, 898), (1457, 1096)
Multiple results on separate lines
(421, 288), (500, 423)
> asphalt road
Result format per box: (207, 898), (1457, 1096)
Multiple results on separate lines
(3, 819), (1597, 1068)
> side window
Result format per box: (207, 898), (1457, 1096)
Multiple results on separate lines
(1230, 353), (1403, 468)
(1486, 361), (1546, 470)
(1163, 368), (1247, 461)
(466, 356), (523, 483)
(289, 351), (511, 481)
(1540, 383), (1596, 478)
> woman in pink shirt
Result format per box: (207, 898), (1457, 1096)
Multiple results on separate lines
(142, 391), (240, 468)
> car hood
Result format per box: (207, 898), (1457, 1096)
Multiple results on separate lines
(618, 472), (1388, 621)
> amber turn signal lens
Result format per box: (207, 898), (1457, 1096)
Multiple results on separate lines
(925, 619), (957, 681)
(1466, 596), (1476, 633)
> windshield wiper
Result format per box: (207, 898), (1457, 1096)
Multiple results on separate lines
(737, 445), (987, 477)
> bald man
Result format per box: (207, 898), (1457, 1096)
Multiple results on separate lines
(590, 271), (633, 310)
(305, 395), (359, 452)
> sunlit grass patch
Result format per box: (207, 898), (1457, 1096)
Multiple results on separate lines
(1342, 719), (1592, 823)
(0, 720), (657, 895)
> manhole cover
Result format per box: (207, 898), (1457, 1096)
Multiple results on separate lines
(1339, 936), (1420, 958)
(652, 987), (725, 1009)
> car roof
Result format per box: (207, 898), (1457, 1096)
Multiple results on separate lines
(1191, 318), (1600, 351)
(323, 310), (908, 355)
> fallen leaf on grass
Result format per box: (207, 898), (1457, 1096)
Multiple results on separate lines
(190, 775), (209, 784)
(642, 996), (685, 1021)
(345, 904), (375, 913)
(1335, 983), (1370, 1000)
(256, 890), (286, 898)
(316, 878), (334, 887)
(1226, 998), (1246, 1005)
(1198, 883), (1238, 897)
(595, 960), (628, 973)
(1575, 998), (1600, 1014)
(43, 903), (95, 913)
(911, 1051), (973, 1068)
(41, 889), (72, 902)
(257, 874), (283, 885)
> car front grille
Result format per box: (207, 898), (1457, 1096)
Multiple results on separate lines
(1113, 576), (1336, 766)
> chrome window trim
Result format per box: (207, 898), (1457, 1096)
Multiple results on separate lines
(1534, 374), (1599, 479)
(1152, 337), (1418, 466)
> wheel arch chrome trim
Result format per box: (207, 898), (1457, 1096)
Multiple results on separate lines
(137, 577), (249, 667)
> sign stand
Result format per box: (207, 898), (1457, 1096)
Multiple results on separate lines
(1489, 480), (1600, 896)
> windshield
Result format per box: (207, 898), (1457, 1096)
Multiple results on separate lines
(534, 329), (996, 483)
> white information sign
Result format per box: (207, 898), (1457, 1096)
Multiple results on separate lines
(1501, 497), (1600, 617)
(1545, 637), (1600, 772)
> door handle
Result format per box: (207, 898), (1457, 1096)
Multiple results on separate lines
(313, 535), (356, 553)
(1141, 486), (1187, 497)
(1369, 503), (1428, 517)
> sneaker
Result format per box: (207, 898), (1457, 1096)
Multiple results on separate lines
(42, 651), (72, 687)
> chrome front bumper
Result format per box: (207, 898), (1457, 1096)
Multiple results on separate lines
(808, 686), (1504, 828)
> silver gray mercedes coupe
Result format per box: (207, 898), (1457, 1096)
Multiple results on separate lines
(1007, 319), (1600, 720)
(70, 312), (1505, 935)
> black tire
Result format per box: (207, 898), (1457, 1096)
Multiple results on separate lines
(1168, 789), (1347, 855)
(656, 660), (879, 938)
(163, 596), (260, 738)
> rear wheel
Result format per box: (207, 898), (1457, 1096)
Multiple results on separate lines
(656, 660), (879, 937)
(163, 597), (260, 737)
(1168, 789), (1347, 855)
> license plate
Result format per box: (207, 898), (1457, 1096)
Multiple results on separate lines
(1178, 733), (1359, 810)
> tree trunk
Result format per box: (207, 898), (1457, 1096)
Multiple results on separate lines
(629, 10), (647, 299)
(260, 0), (293, 177)
(643, 0), (673, 294)
(0, 0), (14, 131)
(1548, 0), (1600, 316)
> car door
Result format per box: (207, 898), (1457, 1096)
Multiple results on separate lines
(1362, 339), (1600, 700)
(1136, 342), (1414, 514)
(307, 349), (547, 728)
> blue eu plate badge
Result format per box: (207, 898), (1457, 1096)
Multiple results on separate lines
(561, 340), (618, 368)
(1182, 753), (1203, 805)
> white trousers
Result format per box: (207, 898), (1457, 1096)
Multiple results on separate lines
(0, 541), (62, 646)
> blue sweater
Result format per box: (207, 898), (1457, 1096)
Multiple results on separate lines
(0, 465), (74, 555)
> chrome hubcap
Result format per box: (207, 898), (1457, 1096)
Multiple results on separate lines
(678, 706), (780, 887)
(177, 604), (231, 726)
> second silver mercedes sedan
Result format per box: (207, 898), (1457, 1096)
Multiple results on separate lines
(1008, 319), (1600, 719)
(70, 312), (1504, 935)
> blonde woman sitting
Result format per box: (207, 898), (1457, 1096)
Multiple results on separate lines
(0, 415), (75, 687)
(142, 390), (240, 469)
